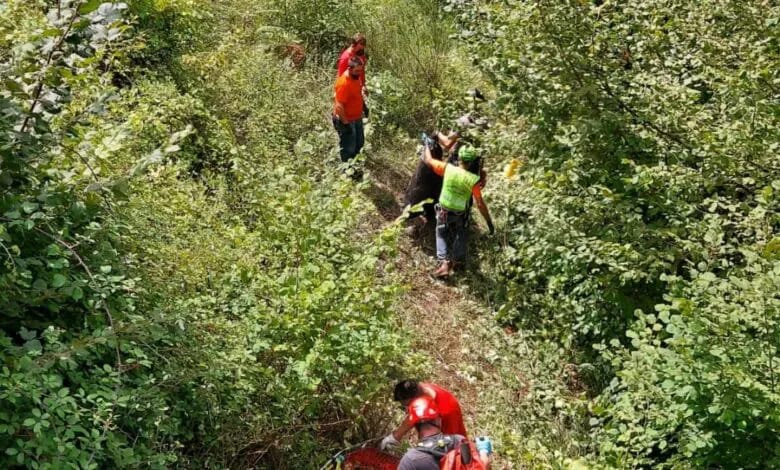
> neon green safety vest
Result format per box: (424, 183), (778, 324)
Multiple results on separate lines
(439, 165), (480, 212)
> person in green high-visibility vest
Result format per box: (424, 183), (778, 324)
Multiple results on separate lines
(420, 141), (494, 278)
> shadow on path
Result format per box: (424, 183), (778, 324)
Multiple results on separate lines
(362, 180), (402, 221)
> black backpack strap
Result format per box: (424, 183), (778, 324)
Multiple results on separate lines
(415, 435), (455, 459)
(459, 440), (473, 464)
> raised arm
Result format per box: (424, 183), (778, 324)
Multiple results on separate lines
(436, 130), (459, 151)
(421, 145), (447, 176)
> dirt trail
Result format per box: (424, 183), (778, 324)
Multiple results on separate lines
(362, 150), (520, 469)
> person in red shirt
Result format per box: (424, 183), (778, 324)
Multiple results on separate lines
(337, 33), (367, 89)
(380, 380), (468, 449)
(332, 57), (365, 162)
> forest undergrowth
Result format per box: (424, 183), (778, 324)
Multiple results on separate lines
(1, 0), (778, 469)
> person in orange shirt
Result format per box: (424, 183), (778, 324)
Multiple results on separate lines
(332, 56), (365, 163)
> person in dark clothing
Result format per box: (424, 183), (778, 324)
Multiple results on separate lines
(404, 133), (445, 221)
(403, 111), (488, 224)
(421, 144), (494, 278)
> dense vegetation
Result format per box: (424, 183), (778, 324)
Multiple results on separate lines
(1, 0), (777, 468)
(451, 0), (780, 467)
(0, 1), (423, 467)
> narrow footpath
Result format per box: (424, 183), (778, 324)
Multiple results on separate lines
(360, 146), (584, 469)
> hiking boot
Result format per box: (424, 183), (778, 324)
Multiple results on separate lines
(433, 261), (451, 278)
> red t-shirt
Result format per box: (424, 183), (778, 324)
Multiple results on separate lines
(337, 47), (366, 87)
(405, 383), (468, 437)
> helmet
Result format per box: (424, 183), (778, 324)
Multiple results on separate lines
(459, 145), (479, 162)
(406, 396), (440, 426)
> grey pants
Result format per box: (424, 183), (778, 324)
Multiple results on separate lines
(435, 205), (468, 262)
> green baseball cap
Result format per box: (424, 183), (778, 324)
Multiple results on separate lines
(459, 145), (479, 162)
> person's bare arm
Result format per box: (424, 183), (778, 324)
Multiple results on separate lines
(474, 191), (494, 234)
(421, 145), (434, 167)
(436, 131), (459, 151)
(392, 420), (412, 441)
(422, 147), (447, 176)
(334, 101), (347, 123)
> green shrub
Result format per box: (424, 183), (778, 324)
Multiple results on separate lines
(1, 1), (411, 468)
(450, 0), (779, 465)
(594, 261), (780, 468)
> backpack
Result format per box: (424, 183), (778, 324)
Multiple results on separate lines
(417, 436), (486, 470)
(439, 439), (486, 470)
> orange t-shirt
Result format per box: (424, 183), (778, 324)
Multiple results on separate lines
(334, 71), (364, 122)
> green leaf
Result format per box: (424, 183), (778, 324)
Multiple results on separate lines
(23, 339), (42, 353)
(71, 286), (84, 301)
(40, 28), (61, 38)
(20, 327), (36, 341)
(78, 0), (102, 15)
(52, 274), (67, 288)
(21, 201), (39, 214)
(763, 237), (780, 260)
(4, 80), (24, 93)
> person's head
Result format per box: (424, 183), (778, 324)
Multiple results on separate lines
(347, 56), (364, 79)
(351, 33), (367, 55)
(458, 145), (480, 169)
(406, 396), (442, 438)
(394, 379), (421, 406)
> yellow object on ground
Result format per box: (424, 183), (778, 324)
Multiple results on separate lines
(504, 158), (522, 179)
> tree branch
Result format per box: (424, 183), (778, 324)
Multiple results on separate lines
(19, 4), (81, 135)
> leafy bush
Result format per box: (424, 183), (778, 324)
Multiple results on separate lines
(449, 0), (779, 465)
(1, 1), (411, 468)
(263, 0), (358, 56)
(594, 262), (780, 468)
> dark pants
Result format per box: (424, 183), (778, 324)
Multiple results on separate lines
(435, 205), (468, 262)
(333, 117), (364, 162)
